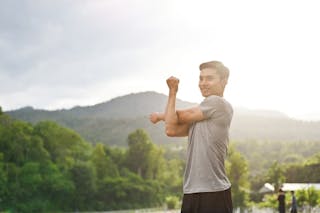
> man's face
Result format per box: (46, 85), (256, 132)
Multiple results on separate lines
(199, 68), (226, 97)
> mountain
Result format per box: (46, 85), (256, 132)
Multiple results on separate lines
(6, 91), (320, 146)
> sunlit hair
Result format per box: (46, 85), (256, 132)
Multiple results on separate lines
(199, 61), (230, 80)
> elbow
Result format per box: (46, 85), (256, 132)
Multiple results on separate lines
(166, 130), (175, 137)
(177, 111), (189, 124)
(165, 127), (176, 137)
(179, 116), (187, 124)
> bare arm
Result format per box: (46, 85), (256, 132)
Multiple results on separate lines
(149, 112), (165, 124)
(149, 108), (204, 124)
(176, 107), (205, 124)
(164, 77), (206, 137)
(148, 76), (179, 125)
(149, 76), (206, 137)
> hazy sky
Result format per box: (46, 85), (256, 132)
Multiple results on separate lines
(1, 0), (320, 120)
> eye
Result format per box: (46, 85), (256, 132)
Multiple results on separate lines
(207, 76), (214, 80)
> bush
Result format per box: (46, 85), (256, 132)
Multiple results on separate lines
(165, 196), (179, 209)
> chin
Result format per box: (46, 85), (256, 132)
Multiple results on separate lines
(203, 93), (220, 97)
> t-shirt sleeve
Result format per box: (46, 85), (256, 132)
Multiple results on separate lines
(199, 96), (222, 119)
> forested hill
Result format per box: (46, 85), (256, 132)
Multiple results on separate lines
(7, 91), (194, 120)
(6, 91), (320, 146)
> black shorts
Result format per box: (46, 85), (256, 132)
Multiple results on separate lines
(181, 188), (233, 213)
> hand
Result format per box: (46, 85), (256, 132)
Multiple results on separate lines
(149, 112), (160, 124)
(166, 76), (179, 92)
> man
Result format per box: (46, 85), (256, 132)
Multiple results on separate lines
(277, 189), (286, 213)
(150, 61), (233, 212)
(290, 191), (297, 213)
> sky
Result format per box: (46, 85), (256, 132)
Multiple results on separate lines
(1, 0), (320, 120)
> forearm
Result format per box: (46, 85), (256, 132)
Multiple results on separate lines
(155, 76), (189, 137)
(149, 112), (165, 124)
(149, 92), (178, 125)
(164, 89), (189, 136)
(156, 112), (165, 121)
(165, 90), (178, 125)
(152, 110), (186, 124)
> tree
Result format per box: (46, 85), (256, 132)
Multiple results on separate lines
(70, 162), (96, 211)
(16, 162), (46, 212)
(0, 118), (48, 166)
(40, 162), (75, 211)
(90, 143), (119, 180)
(1, 113), (182, 211)
(99, 169), (162, 210)
(160, 159), (184, 197)
(146, 145), (165, 180)
(33, 121), (90, 170)
(126, 129), (156, 179)
(105, 146), (126, 169)
(0, 153), (7, 207)
(296, 187), (320, 209)
(266, 161), (285, 191)
(0, 120), (33, 166)
(226, 144), (250, 212)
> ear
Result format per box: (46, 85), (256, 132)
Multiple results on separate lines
(221, 78), (228, 86)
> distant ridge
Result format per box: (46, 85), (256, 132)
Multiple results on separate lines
(65, 91), (196, 119)
(6, 91), (320, 146)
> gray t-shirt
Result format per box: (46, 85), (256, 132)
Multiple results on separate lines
(183, 95), (233, 194)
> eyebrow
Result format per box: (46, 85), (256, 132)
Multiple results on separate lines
(200, 74), (216, 78)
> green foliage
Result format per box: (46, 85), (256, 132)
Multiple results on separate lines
(0, 119), (38, 166)
(285, 153), (320, 183)
(33, 121), (90, 170)
(165, 196), (179, 209)
(296, 187), (320, 208)
(266, 161), (286, 191)
(257, 191), (293, 211)
(40, 162), (75, 209)
(257, 193), (278, 209)
(227, 144), (250, 210)
(126, 129), (164, 180)
(0, 113), (179, 211)
(0, 153), (7, 203)
(234, 140), (320, 176)
(70, 161), (96, 210)
(160, 159), (184, 197)
(97, 170), (163, 210)
(1, 110), (320, 212)
(91, 143), (119, 180)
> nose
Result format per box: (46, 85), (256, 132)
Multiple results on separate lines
(199, 79), (207, 86)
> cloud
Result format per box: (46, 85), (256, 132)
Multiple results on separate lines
(1, 0), (320, 120)
(0, 0), (177, 110)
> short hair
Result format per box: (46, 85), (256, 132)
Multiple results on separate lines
(199, 61), (229, 80)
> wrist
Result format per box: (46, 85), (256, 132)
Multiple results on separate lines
(155, 112), (160, 121)
(169, 89), (178, 95)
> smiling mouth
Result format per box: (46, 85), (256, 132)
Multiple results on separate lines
(201, 89), (209, 93)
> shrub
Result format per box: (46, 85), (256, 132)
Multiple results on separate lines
(165, 196), (179, 209)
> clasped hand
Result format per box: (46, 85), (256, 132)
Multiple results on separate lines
(166, 76), (179, 92)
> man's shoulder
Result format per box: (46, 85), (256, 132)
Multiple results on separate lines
(203, 95), (230, 103)
(202, 95), (232, 109)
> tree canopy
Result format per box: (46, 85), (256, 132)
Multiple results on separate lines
(1, 109), (319, 212)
